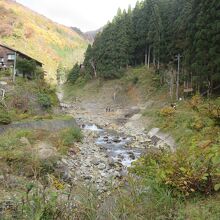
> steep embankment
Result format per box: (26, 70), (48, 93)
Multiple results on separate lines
(63, 65), (220, 150)
(0, 0), (88, 82)
(63, 66), (170, 139)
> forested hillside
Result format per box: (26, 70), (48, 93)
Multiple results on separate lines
(0, 0), (88, 82)
(0, 0), (220, 219)
(83, 0), (220, 96)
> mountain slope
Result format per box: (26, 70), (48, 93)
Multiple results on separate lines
(84, 27), (103, 42)
(0, 0), (88, 82)
(71, 27), (103, 43)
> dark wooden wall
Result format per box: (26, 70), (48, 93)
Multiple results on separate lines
(0, 46), (15, 68)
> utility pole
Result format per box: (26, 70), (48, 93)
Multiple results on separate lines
(13, 51), (17, 83)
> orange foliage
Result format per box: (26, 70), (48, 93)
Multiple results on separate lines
(0, 0), (88, 82)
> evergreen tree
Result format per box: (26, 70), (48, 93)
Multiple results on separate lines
(82, 0), (220, 94)
(186, 0), (220, 93)
(67, 63), (80, 83)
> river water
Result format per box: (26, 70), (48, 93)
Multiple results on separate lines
(81, 123), (143, 168)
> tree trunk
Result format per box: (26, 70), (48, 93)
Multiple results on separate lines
(145, 47), (148, 66)
(210, 76), (213, 96)
(157, 58), (160, 70)
(153, 50), (156, 67)
(169, 75), (173, 101)
(90, 60), (97, 78)
(207, 79), (211, 98)
(171, 71), (174, 101)
(148, 46), (151, 68)
(176, 54), (180, 101)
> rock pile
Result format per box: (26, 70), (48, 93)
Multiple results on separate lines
(57, 129), (125, 193)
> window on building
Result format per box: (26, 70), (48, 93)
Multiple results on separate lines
(0, 57), (4, 62)
(7, 54), (15, 61)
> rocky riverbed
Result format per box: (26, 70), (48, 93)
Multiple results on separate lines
(56, 122), (152, 194)
(56, 88), (174, 194)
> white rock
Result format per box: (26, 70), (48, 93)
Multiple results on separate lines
(148, 128), (160, 138)
(98, 163), (106, 170)
(0, 81), (7, 85)
(34, 142), (57, 160)
(130, 114), (142, 120)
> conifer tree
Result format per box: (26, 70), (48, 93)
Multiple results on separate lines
(82, 0), (219, 94)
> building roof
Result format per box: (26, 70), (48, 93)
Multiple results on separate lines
(0, 43), (43, 66)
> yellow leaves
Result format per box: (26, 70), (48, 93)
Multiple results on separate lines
(160, 106), (176, 117)
(190, 94), (203, 110)
(48, 174), (65, 190)
(1, 0), (88, 83)
(193, 120), (204, 131)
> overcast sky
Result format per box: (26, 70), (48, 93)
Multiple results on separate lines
(16, 0), (138, 32)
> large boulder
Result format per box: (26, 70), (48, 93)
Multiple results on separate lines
(34, 141), (58, 160)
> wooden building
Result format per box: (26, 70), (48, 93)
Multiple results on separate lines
(0, 43), (43, 70)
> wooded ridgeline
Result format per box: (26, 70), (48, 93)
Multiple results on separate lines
(83, 0), (220, 96)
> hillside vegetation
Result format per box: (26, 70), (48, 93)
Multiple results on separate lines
(0, 0), (88, 82)
(65, 66), (220, 219)
(0, 0), (219, 219)
(80, 0), (219, 97)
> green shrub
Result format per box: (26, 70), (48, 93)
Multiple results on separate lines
(0, 129), (58, 177)
(1, 184), (100, 220)
(132, 76), (139, 85)
(0, 129), (32, 149)
(37, 93), (52, 109)
(131, 144), (220, 196)
(60, 127), (83, 144)
(0, 108), (12, 125)
(16, 57), (37, 78)
(189, 116), (205, 131)
(152, 74), (161, 88)
(99, 176), (179, 220)
(17, 186), (61, 220)
(56, 128), (83, 154)
(190, 94), (203, 111)
(207, 99), (220, 125)
(35, 66), (44, 79)
(67, 63), (80, 83)
(46, 88), (59, 107)
(0, 68), (11, 76)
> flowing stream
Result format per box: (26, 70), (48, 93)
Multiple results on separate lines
(57, 88), (146, 192)
(80, 123), (143, 169)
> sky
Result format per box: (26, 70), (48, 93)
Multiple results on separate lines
(16, 0), (138, 32)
